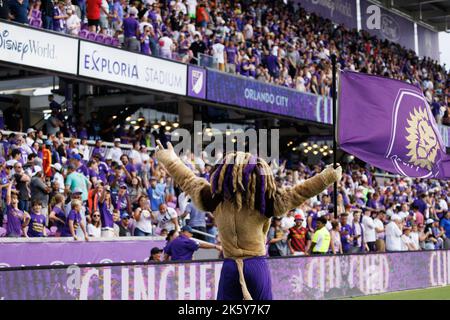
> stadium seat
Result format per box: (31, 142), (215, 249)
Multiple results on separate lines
(79, 29), (89, 39)
(86, 32), (96, 41)
(95, 34), (105, 43)
(103, 36), (113, 45)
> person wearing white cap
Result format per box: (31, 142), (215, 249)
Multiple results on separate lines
(385, 214), (403, 251)
(110, 138), (123, 164)
(51, 163), (65, 194)
(26, 128), (36, 147)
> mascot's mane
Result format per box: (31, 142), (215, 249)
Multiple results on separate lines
(209, 151), (277, 217)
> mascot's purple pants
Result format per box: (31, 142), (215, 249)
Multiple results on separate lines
(217, 256), (273, 300)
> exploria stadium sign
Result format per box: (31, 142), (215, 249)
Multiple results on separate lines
(0, 21), (78, 74)
(78, 41), (187, 96)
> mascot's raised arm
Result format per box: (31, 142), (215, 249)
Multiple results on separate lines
(155, 140), (342, 300)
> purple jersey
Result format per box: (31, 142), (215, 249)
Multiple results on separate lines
(6, 205), (24, 236)
(61, 209), (81, 237)
(163, 234), (199, 261)
(27, 212), (46, 237)
(52, 205), (66, 233)
(99, 201), (114, 229)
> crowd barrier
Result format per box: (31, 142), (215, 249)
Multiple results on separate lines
(0, 250), (449, 300)
(0, 237), (166, 268)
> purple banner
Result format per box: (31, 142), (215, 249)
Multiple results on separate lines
(360, 0), (415, 51)
(0, 239), (166, 268)
(187, 65), (207, 99)
(417, 25), (440, 62)
(1, 250), (450, 300)
(206, 70), (332, 124)
(338, 71), (450, 178)
(293, 0), (357, 29)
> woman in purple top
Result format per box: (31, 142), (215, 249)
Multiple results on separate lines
(98, 186), (115, 237)
(25, 200), (47, 237)
(61, 199), (88, 240)
(49, 194), (66, 237)
(5, 183), (26, 237)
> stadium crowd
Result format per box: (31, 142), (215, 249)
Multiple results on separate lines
(1, 0), (448, 121)
(0, 122), (449, 259)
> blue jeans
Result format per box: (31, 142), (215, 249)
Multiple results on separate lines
(134, 228), (151, 237)
(18, 200), (29, 212)
(43, 15), (53, 30)
(78, 1), (86, 22)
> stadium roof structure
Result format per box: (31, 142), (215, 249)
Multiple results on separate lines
(389, 0), (450, 32)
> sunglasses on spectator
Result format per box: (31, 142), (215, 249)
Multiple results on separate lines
(93, 215), (100, 218)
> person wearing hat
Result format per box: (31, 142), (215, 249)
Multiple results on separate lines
(401, 225), (417, 251)
(362, 207), (376, 252)
(112, 183), (132, 218)
(288, 213), (310, 255)
(51, 163), (65, 194)
(163, 225), (221, 261)
(71, 153), (89, 177)
(123, 7), (140, 52)
(26, 128), (36, 147)
(339, 213), (355, 254)
(309, 216), (331, 255)
(65, 187), (88, 239)
(110, 138), (123, 164)
(65, 164), (91, 203)
(385, 214), (403, 252)
(118, 212), (131, 237)
(148, 247), (163, 262)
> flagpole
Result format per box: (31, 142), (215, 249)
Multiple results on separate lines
(331, 54), (338, 220)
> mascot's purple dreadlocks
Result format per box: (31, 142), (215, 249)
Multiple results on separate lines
(155, 141), (342, 300)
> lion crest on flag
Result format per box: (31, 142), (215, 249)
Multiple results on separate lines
(405, 106), (438, 170)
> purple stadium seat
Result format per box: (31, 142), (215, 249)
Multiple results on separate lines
(30, 18), (42, 28)
(112, 38), (120, 47)
(86, 32), (96, 41)
(95, 33), (105, 43)
(103, 36), (113, 45)
(79, 29), (89, 39)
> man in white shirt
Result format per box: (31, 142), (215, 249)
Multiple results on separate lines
(374, 211), (386, 252)
(362, 208), (376, 251)
(397, 203), (410, 220)
(439, 193), (448, 212)
(401, 226), (417, 251)
(385, 214), (403, 251)
(243, 19), (253, 41)
(159, 33), (174, 59)
(110, 138), (123, 164)
(212, 37), (225, 71)
(156, 203), (179, 232)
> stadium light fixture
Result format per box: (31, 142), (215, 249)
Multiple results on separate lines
(232, 138), (237, 143)
(152, 124), (160, 129)
(292, 147), (297, 151)
(313, 151), (318, 155)
(172, 121), (179, 128)
(323, 145), (328, 150)
(323, 152), (328, 156)
(304, 149), (309, 154)
(313, 144), (318, 148)
(165, 125), (171, 131)
(126, 116), (132, 122)
(160, 116), (167, 126)
(302, 142), (308, 147)
(307, 146), (312, 151)
(329, 150), (333, 154)
(319, 148), (324, 152)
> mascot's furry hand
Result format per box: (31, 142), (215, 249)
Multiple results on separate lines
(155, 140), (178, 165)
(322, 163), (342, 185)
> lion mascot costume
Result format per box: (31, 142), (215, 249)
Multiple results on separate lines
(155, 141), (342, 300)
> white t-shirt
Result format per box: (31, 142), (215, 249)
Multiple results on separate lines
(53, 172), (65, 193)
(79, 144), (90, 161)
(281, 216), (295, 231)
(186, 0), (197, 16)
(159, 36), (173, 52)
(212, 43), (225, 64)
(409, 232), (420, 250)
(374, 218), (384, 240)
(110, 147), (123, 164)
(439, 199), (448, 211)
(87, 223), (102, 238)
(362, 215), (376, 242)
(401, 234), (413, 251)
(134, 210), (153, 234)
(385, 222), (403, 251)
(128, 149), (142, 164)
(243, 23), (253, 40)
(156, 207), (178, 231)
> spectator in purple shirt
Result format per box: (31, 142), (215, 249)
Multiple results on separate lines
(163, 225), (219, 261)
(25, 200), (47, 237)
(52, 0), (67, 32)
(225, 40), (238, 74)
(340, 213), (355, 254)
(5, 183), (26, 237)
(123, 7), (140, 52)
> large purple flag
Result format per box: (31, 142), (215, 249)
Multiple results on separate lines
(338, 71), (450, 178)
